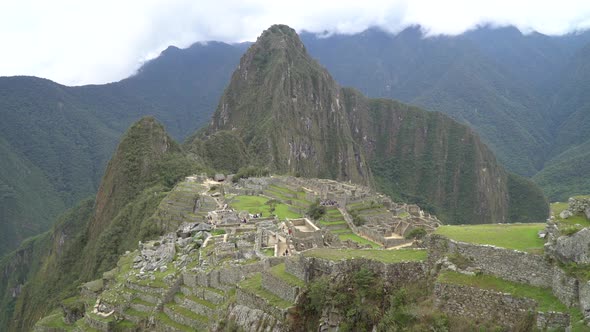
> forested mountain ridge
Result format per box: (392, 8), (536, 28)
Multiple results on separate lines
(1, 24), (589, 257)
(191, 24), (546, 224)
(0, 42), (242, 256)
(0, 117), (199, 331)
(0, 25), (548, 331)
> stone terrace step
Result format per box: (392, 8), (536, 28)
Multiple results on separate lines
(180, 285), (226, 304)
(130, 297), (156, 313)
(163, 303), (209, 331)
(174, 292), (217, 316)
(156, 312), (194, 332)
(84, 312), (114, 332)
(331, 229), (353, 234)
(122, 286), (159, 304)
(261, 263), (304, 302)
(320, 221), (349, 231)
(126, 281), (166, 296)
(122, 307), (150, 324)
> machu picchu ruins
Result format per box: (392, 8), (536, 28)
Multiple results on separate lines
(31, 174), (590, 331)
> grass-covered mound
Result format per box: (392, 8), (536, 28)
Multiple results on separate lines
(434, 224), (545, 253)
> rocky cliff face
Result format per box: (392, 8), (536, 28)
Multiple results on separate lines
(197, 24), (545, 224)
(203, 25), (371, 184)
(342, 89), (510, 223)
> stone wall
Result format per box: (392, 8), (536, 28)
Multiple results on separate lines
(568, 197), (590, 215)
(285, 256), (307, 282)
(434, 282), (569, 330)
(427, 235), (580, 307)
(236, 288), (286, 321)
(304, 257), (427, 289)
(579, 281), (590, 321)
(434, 282), (536, 328)
(261, 272), (300, 302)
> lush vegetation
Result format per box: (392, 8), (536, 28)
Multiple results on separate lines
(302, 248), (426, 263)
(0, 118), (201, 331)
(297, 269), (448, 331)
(434, 223), (546, 253)
(306, 199), (326, 220)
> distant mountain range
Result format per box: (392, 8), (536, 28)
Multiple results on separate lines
(0, 25), (546, 331)
(1, 24), (589, 257)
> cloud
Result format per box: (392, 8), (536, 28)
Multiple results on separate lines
(1, 0), (590, 85)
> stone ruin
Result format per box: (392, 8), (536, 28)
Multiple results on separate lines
(559, 196), (590, 220)
(208, 209), (240, 225)
(133, 234), (176, 273)
(287, 218), (324, 252)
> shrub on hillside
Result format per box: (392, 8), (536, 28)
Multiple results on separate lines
(405, 227), (427, 240)
(307, 199), (326, 220)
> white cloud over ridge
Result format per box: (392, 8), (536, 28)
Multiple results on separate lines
(1, 0), (590, 85)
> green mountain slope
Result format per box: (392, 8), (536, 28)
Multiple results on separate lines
(0, 137), (64, 255)
(193, 25), (547, 225)
(0, 43), (241, 256)
(0, 117), (199, 331)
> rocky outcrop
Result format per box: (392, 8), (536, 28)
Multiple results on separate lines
(226, 304), (283, 332)
(553, 228), (590, 264)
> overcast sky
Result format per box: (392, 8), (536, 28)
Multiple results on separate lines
(2, 0), (590, 86)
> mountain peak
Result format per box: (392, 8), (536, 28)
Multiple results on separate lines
(257, 24), (301, 46)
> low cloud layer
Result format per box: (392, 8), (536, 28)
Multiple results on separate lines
(2, 0), (590, 85)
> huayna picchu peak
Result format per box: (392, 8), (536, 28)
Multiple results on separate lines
(194, 24), (547, 225)
(1, 24), (575, 332)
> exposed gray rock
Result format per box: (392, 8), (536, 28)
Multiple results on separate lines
(579, 281), (590, 321)
(554, 228), (590, 264)
(226, 304), (282, 332)
(560, 210), (573, 219)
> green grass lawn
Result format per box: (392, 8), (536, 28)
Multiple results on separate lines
(303, 248), (426, 263)
(434, 224), (545, 253)
(229, 195), (301, 219)
(338, 233), (381, 248)
(438, 271), (567, 312)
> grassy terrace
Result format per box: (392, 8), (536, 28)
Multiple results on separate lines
(434, 224), (545, 253)
(239, 273), (292, 309)
(165, 303), (208, 322)
(270, 263), (305, 287)
(438, 271), (567, 312)
(156, 312), (193, 332)
(550, 202), (590, 228)
(338, 233), (381, 248)
(229, 195), (301, 219)
(36, 312), (73, 330)
(303, 248), (426, 263)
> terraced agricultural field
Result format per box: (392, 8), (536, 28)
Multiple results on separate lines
(434, 223), (545, 253)
(438, 271), (567, 312)
(228, 195), (301, 219)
